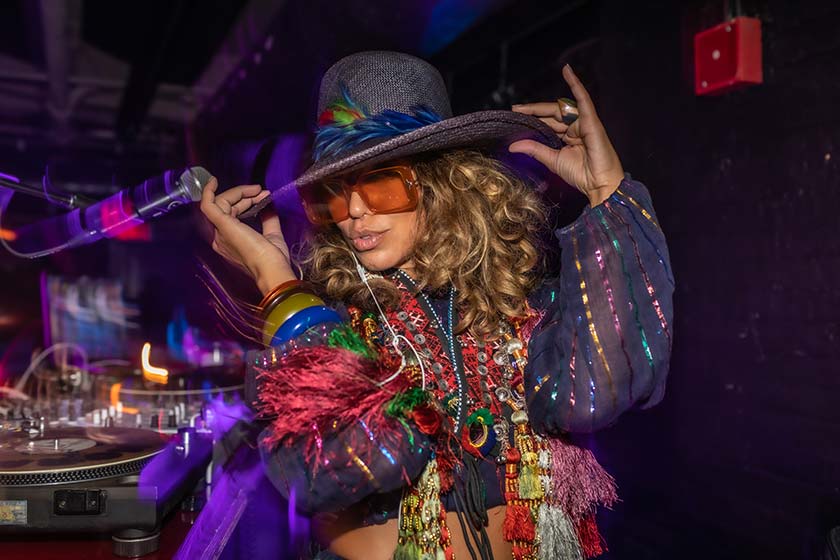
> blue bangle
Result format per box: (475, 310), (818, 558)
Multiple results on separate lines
(269, 305), (343, 346)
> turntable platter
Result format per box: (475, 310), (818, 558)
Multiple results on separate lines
(0, 427), (168, 486)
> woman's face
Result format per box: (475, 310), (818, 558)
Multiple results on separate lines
(335, 191), (420, 272)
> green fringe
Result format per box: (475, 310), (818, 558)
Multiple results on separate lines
(467, 407), (494, 426)
(327, 324), (375, 358)
(396, 417), (415, 446)
(385, 387), (430, 418)
(393, 539), (422, 560)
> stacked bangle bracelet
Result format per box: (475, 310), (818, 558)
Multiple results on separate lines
(260, 279), (342, 346)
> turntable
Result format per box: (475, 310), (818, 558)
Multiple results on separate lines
(0, 426), (212, 557)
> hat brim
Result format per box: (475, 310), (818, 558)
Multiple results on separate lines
(243, 111), (561, 218)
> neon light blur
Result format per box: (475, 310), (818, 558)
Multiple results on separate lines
(141, 342), (169, 384)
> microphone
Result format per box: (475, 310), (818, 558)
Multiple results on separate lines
(0, 167), (212, 258)
(122, 166), (211, 220)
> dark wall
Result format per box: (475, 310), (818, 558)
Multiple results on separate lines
(440, 0), (840, 558)
(600, 1), (839, 558)
(596, 1), (839, 558)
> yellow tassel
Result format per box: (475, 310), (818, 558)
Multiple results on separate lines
(519, 460), (544, 499)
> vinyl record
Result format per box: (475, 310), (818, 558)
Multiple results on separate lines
(0, 427), (168, 486)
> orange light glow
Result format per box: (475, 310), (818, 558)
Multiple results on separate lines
(141, 342), (169, 384)
(0, 228), (16, 241)
(109, 382), (138, 414)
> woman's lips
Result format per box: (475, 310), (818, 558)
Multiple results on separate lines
(351, 232), (385, 251)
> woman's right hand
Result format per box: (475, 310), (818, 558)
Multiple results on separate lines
(200, 177), (297, 295)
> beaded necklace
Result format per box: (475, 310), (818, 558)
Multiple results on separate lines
(395, 270), (468, 431)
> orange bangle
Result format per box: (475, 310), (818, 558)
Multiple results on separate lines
(259, 279), (303, 311)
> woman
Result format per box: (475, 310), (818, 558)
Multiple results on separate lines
(200, 51), (673, 560)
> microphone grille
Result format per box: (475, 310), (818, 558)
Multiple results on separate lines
(179, 166), (212, 201)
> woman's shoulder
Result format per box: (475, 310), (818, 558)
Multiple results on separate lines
(526, 275), (561, 311)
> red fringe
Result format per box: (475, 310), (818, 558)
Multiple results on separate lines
(429, 425), (459, 493)
(503, 503), (535, 542)
(256, 345), (408, 451)
(575, 514), (606, 558)
(511, 544), (532, 560)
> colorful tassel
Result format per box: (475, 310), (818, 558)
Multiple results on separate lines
(433, 435), (458, 493)
(574, 514), (606, 558)
(385, 387), (431, 418)
(548, 437), (618, 521)
(518, 451), (544, 500)
(256, 345), (409, 454)
(537, 503), (583, 560)
(394, 459), (453, 560)
(393, 540), (421, 560)
(503, 503), (536, 542)
(327, 323), (376, 358)
(512, 544), (533, 560)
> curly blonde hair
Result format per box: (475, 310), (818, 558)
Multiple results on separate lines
(302, 150), (546, 340)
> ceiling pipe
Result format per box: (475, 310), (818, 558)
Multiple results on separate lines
(38, 0), (83, 142)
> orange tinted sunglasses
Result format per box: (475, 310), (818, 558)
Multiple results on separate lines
(299, 165), (420, 225)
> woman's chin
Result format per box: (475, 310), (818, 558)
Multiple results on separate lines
(356, 249), (408, 272)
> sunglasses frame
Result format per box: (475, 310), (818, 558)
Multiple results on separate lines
(300, 164), (420, 225)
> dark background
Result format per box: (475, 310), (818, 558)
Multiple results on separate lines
(0, 1), (838, 558)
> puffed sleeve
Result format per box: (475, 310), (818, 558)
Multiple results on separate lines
(253, 323), (434, 514)
(525, 176), (674, 434)
(260, 417), (433, 514)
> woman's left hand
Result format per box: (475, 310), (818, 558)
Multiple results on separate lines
(509, 64), (624, 206)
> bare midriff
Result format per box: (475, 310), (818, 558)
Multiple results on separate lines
(315, 504), (512, 560)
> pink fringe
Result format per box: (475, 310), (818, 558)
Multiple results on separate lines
(256, 346), (408, 456)
(548, 437), (618, 521)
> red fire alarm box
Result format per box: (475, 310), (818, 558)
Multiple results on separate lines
(694, 16), (763, 95)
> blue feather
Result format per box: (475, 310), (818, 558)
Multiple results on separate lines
(313, 88), (443, 162)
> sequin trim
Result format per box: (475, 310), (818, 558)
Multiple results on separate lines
(586, 214), (635, 401)
(345, 444), (377, 485)
(572, 233), (614, 415)
(608, 204), (672, 350)
(613, 196), (674, 285)
(358, 418), (397, 466)
(615, 187), (660, 230)
(567, 332), (577, 426)
(595, 207), (655, 375)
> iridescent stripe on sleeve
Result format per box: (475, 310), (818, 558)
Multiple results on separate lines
(357, 418), (397, 466)
(607, 205), (672, 349)
(611, 196), (673, 285)
(578, 316), (597, 420)
(534, 330), (579, 424)
(312, 422), (329, 466)
(572, 233), (616, 409)
(345, 444), (378, 487)
(594, 207), (655, 374)
(567, 332), (578, 426)
(585, 214), (636, 401)
(615, 188), (660, 231)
